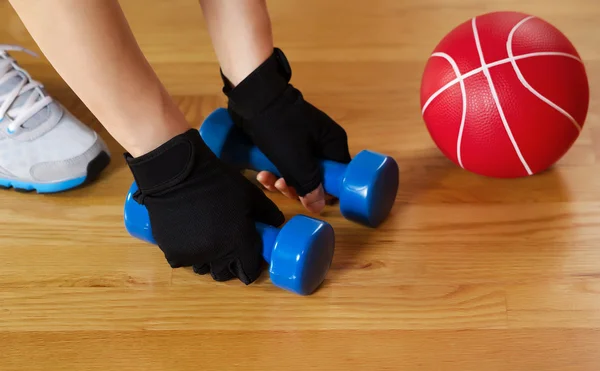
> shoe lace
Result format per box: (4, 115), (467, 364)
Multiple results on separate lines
(0, 44), (53, 135)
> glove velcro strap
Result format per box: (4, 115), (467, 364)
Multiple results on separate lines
(222, 48), (292, 120)
(124, 129), (211, 200)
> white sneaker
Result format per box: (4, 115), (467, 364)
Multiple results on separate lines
(0, 45), (110, 193)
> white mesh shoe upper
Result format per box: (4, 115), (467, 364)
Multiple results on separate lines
(0, 45), (109, 184)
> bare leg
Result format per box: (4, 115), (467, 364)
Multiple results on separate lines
(10, 0), (327, 212)
(199, 0), (273, 87)
(8, 0), (189, 157)
(199, 0), (327, 213)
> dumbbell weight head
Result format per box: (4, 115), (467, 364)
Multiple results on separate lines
(199, 108), (400, 227)
(337, 149), (399, 227)
(124, 182), (336, 295)
(260, 214), (336, 295)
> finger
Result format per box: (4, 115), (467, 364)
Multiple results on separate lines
(300, 184), (326, 214)
(285, 184), (299, 200)
(249, 129), (321, 197)
(325, 194), (338, 205)
(274, 178), (298, 200)
(256, 171), (278, 192)
(210, 262), (236, 282)
(192, 264), (210, 275)
(226, 256), (262, 285)
(249, 182), (286, 227)
(211, 229), (264, 285)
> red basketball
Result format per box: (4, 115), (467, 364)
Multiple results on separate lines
(420, 11), (589, 177)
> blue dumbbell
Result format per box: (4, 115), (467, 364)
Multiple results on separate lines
(199, 108), (400, 227)
(124, 182), (335, 296)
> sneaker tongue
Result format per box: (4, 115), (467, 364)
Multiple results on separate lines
(19, 105), (51, 130)
(0, 75), (21, 96)
(0, 71), (50, 130)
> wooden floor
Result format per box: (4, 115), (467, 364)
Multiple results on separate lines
(1, 0), (600, 370)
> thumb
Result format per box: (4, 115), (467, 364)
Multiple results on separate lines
(318, 118), (352, 164)
(300, 184), (326, 214)
(298, 118), (349, 213)
(248, 183), (286, 227)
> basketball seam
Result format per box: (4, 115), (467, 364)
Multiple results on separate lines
(506, 16), (582, 132)
(430, 52), (467, 168)
(421, 51), (582, 114)
(472, 16), (533, 175)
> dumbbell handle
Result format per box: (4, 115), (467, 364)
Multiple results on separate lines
(231, 143), (348, 199)
(255, 222), (279, 263)
(124, 183), (280, 263)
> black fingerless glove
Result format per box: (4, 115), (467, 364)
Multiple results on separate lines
(221, 48), (352, 197)
(124, 129), (285, 284)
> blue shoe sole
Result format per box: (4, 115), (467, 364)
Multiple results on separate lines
(0, 176), (87, 193)
(0, 151), (110, 194)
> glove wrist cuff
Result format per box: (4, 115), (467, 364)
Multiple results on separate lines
(124, 129), (213, 199)
(221, 47), (292, 120)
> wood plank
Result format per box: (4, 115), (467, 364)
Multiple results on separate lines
(0, 285), (506, 331)
(0, 0), (599, 369)
(507, 278), (600, 328)
(2, 330), (600, 371)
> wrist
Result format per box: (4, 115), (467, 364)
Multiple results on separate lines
(126, 122), (190, 158)
(221, 47), (292, 120)
(121, 87), (191, 157)
(220, 43), (273, 87)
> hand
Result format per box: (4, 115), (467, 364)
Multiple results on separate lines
(125, 129), (285, 284)
(221, 48), (351, 214)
